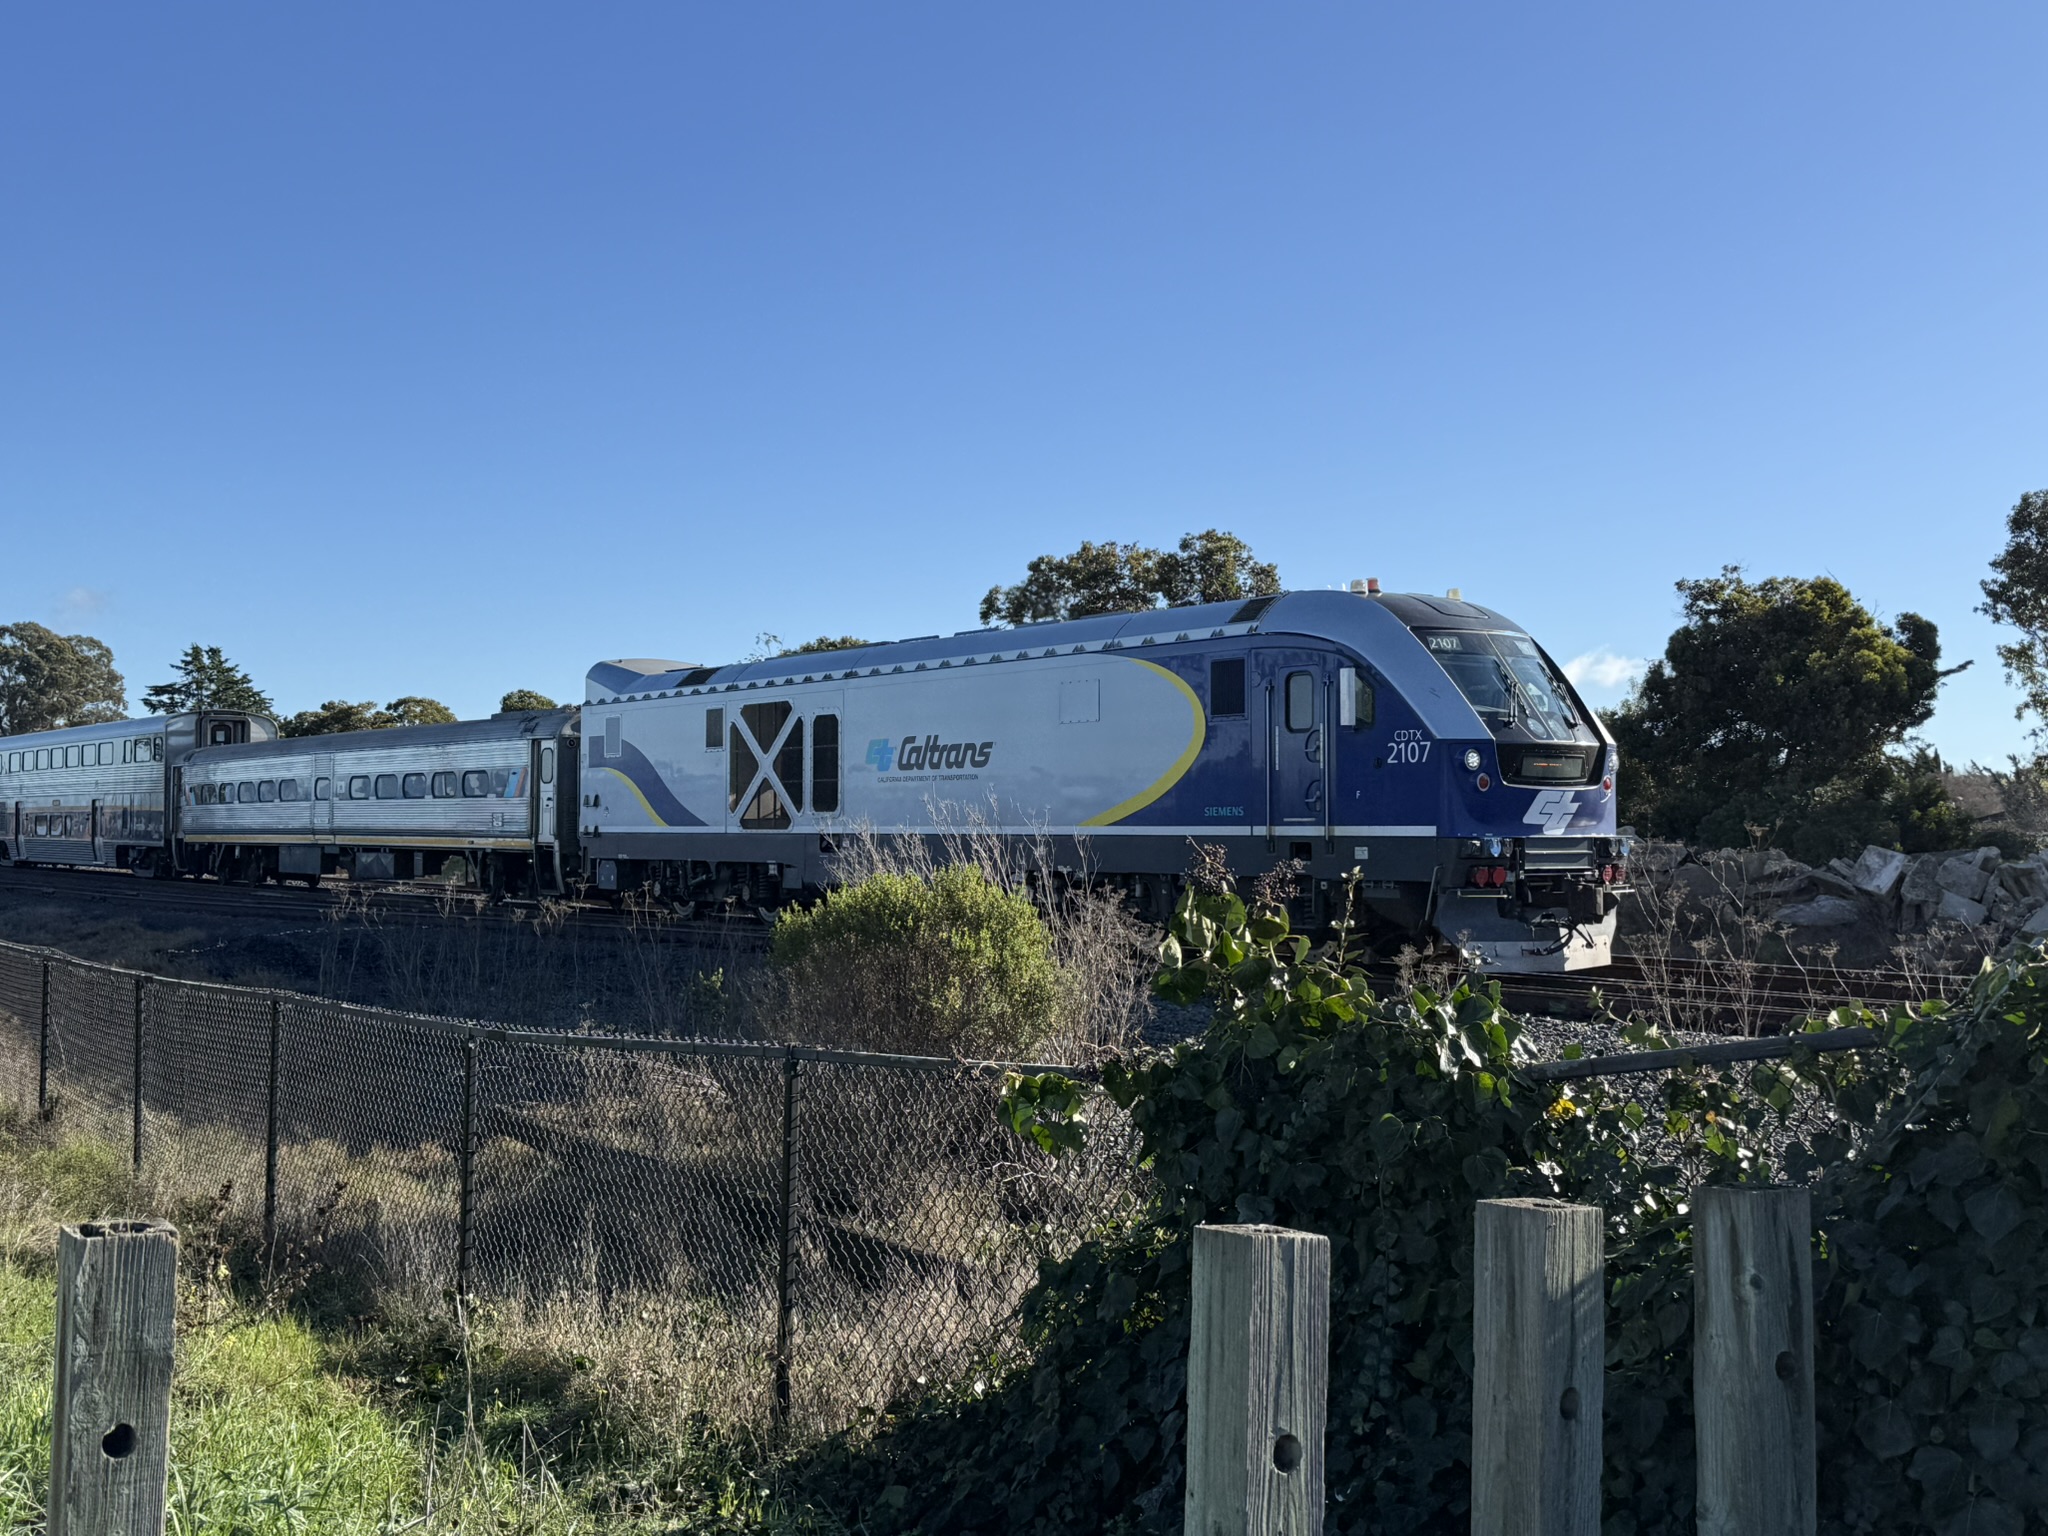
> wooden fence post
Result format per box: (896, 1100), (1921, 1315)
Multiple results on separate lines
(1185, 1222), (1330, 1536)
(1471, 1198), (1603, 1536)
(1693, 1186), (1815, 1536)
(49, 1220), (178, 1536)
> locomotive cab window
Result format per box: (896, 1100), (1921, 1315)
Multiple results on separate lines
(1210, 659), (1246, 717)
(705, 708), (724, 750)
(1285, 672), (1317, 731)
(1339, 667), (1374, 729)
(811, 714), (840, 814)
(461, 770), (490, 797)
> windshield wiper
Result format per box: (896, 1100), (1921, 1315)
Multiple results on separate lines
(1492, 660), (1528, 727)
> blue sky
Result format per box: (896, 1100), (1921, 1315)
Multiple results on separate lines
(3, 5), (2043, 763)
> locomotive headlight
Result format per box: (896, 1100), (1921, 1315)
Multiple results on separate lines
(1462, 748), (1483, 772)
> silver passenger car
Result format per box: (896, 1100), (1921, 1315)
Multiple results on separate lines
(1, 711), (273, 872)
(177, 710), (580, 893)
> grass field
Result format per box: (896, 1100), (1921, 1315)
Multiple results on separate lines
(0, 1115), (838, 1535)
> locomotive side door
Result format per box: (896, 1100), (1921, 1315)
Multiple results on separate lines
(1255, 649), (1329, 846)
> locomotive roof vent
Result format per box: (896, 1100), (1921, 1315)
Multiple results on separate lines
(1447, 587), (1462, 600)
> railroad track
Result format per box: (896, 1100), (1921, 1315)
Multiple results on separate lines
(1488, 951), (1968, 1035)
(0, 862), (1980, 1033)
(0, 861), (771, 948)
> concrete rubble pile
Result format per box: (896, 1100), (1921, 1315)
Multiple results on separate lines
(1623, 838), (2048, 950)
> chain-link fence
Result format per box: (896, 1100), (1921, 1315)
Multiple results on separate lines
(0, 939), (1141, 1437)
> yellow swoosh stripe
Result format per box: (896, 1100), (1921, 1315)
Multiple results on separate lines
(1081, 659), (1207, 827)
(601, 765), (668, 827)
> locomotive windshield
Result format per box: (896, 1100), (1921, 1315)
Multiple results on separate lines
(1417, 630), (1590, 742)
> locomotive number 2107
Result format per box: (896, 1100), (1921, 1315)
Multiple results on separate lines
(1387, 730), (1431, 765)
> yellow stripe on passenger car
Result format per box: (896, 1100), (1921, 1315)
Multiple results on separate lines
(1081, 659), (1207, 827)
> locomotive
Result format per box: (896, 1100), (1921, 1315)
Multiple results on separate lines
(0, 588), (1627, 970)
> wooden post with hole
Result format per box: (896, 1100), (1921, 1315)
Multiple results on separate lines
(1185, 1222), (1331, 1536)
(1471, 1198), (1604, 1536)
(1693, 1186), (1815, 1536)
(50, 1219), (178, 1536)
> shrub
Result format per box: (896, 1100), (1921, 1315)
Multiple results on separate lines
(769, 864), (1063, 1059)
(799, 867), (2048, 1535)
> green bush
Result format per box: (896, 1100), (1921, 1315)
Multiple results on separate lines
(797, 874), (2048, 1535)
(769, 865), (1063, 1059)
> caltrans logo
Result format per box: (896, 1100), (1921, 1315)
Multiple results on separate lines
(866, 739), (895, 772)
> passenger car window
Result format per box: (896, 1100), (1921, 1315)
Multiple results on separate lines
(374, 774), (399, 799)
(349, 775), (370, 799)
(603, 716), (621, 759)
(279, 778), (301, 801)
(258, 780), (277, 802)
(402, 772), (428, 799)
(1210, 659), (1246, 717)
(705, 708), (724, 750)
(811, 714), (840, 814)
(490, 768), (510, 796)
(431, 771), (457, 798)
(238, 782), (257, 803)
(1285, 671), (1316, 732)
(99, 742), (113, 765)
(461, 770), (489, 797)
(314, 777), (331, 801)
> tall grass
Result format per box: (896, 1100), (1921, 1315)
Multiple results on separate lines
(0, 1103), (836, 1534)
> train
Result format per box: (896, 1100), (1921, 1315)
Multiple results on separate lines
(0, 587), (1628, 970)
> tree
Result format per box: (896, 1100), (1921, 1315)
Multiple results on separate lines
(1610, 568), (1968, 860)
(279, 701), (385, 737)
(1978, 488), (2048, 733)
(278, 695), (459, 737)
(1152, 529), (1282, 608)
(384, 696), (456, 727)
(498, 689), (558, 712)
(778, 636), (870, 656)
(141, 645), (273, 717)
(977, 529), (1280, 627)
(0, 622), (127, 734)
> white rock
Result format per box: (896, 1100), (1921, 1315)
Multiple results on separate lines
(1936, 856), (1991, 903)
(1810, 869), (1860, 899)
(1937, 889), (1990, 926)
(1901, 855), (1944, 904)
(1850, 845), (1910, 898)
(1773, 895), (1862, 928)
